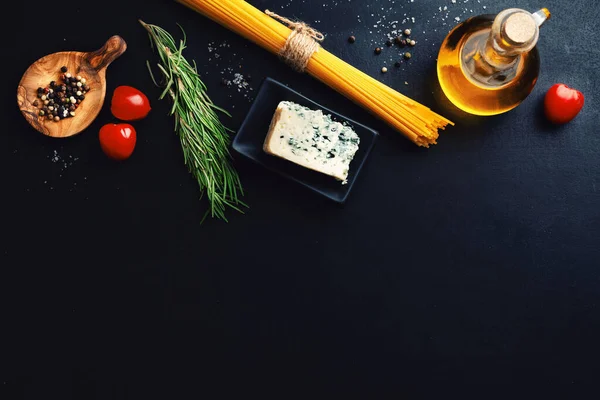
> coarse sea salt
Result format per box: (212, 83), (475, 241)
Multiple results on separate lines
(207, 41), (254, 101)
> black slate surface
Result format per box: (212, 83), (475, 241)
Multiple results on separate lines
(2, 0), (599, 396)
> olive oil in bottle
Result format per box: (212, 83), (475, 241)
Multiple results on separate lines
(437, 8), (551, 116)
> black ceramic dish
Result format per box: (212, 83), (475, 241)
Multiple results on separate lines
(232, 77), (378, 203)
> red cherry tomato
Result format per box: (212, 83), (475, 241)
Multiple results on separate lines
(544, 83), (584, 125)
(110, 85), (151, 121)
(99, 123), (137, 160)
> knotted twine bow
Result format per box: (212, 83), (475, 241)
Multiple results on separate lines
(265, 10), (325, 73)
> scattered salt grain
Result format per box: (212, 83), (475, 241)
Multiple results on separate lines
(207, 41), (254, 101)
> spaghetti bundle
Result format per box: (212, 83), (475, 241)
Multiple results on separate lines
(176, 0), (453, 147)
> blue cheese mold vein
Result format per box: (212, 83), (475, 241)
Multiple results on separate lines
(263, 101), (360, 184)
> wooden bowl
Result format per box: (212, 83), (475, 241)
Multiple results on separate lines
(16, 35), (127, 138)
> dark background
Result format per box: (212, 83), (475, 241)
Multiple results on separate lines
(2, 0), (599, 397)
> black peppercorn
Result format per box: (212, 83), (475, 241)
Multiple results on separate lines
(33, 100), (39, 107)
(395, 61), (401, 67)
(374, 47), (382, 54)
(385, 39), (393, 47)
(61, 66), (68, 73)
(79, 95), (85, 100)
(69, 105), (75, 111)
(83, 85), (90, 91)
(348, 35), (356, 43)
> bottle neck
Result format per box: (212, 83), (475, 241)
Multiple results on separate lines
(466, 8), (549, 86)
(480, 35), (519, 71)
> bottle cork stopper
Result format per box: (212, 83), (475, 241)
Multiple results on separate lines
(503, 12), (537, 44)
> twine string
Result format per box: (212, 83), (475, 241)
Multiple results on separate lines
(265, 9), (324, 72)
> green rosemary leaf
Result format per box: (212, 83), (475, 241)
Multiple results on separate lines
(140, 20), (247, 222)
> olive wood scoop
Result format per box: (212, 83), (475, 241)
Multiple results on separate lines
(17, 35), (127, 138)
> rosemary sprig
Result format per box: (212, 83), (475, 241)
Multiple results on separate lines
(140, 20), (246, 222)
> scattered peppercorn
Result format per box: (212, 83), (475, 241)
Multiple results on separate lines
(385, 39), (393, 47)
(60, 66), (68, 73)
(381, 67), (388, 73)
(404, 52), (412, 60)
(348, 35), (356, 43)
(404, 28), (412, 36)
(32, 100), (39, 107)
(374, 47), (382, 55)
(409, 39), (416, 46)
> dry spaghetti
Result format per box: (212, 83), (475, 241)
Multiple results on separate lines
(176, 0), (454, 147)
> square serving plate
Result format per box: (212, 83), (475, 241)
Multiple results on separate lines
(232, 77), (378, 203)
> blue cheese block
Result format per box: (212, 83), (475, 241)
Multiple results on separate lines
(263, 101), (360, 184)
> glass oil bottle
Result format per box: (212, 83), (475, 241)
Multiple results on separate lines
(437, 8), (551, 116)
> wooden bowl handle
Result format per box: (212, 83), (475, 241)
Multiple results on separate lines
(85, 35), (127, 71)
